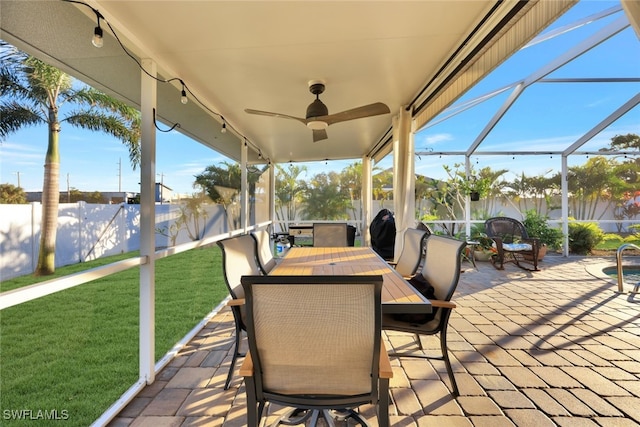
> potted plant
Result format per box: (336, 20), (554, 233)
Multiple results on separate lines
(522, 209), (563, 259)
(464, 176), (491, 202)
(470, 233), (496, 262)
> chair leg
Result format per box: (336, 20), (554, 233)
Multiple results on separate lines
(490, 254), (504, 270)
(224, 321), (243, 390)
(440, 329), (459, 397)
(245, 378), (259, 427)
(378, 379), (390, 427)
(414, 333), (423, 350)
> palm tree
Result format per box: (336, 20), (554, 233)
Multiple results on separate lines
(339, 161), (363, 221)
(0, 42), (141, 275)
(274, 164), (308, 231)
(300, 172), (350, 220)
(194, 161), (266, 230)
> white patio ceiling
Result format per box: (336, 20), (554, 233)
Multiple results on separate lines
(0, 0), (576, 165)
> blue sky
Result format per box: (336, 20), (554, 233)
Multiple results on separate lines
(1, 0), (638, 195)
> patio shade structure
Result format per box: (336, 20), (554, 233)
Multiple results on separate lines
(2, 1), (640, 424)
(1, 0), (585, 239)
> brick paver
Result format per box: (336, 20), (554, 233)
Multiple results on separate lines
(108, 256), (640, 426)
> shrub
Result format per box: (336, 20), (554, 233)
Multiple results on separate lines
(602, 233), (623, 243)
(623, 234), (640, 243)
(568, 221), (604, 254)
(628, 224), (640, 235)
(523, 210), (563, 250)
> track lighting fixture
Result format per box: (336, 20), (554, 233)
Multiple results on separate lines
(92, 12), (104, 48)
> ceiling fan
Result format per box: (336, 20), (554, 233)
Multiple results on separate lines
(245, 80), (390, 142)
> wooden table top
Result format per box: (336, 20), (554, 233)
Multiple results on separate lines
(270, 246), (431, 314)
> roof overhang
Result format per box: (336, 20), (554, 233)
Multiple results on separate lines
(0, 0), (575, 165)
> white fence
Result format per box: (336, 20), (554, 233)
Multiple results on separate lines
(1, 202), (228, 280)
(1, 196), (634, 281)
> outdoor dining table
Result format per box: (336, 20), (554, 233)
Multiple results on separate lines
(269, 246), (432, 315)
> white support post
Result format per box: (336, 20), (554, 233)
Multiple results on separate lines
(139, 58), (157, 384)
(362, 156), (373, 246)
(269, 163), (275, 234)
(465, 156), (472, 238)
(241, 141), (248, 232)
(561, 155), (569, 257)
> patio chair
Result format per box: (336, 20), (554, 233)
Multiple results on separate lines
(313, 223), (348, 247)
(239, 275), (391, 427)
(382, 235), (466, 397)
(251, 229), (277, 274)
(484, 217), (540, 271)
(216, 234), (264, 389)
(388, 228), (429, 279)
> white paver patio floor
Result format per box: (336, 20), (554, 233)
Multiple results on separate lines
(109, 255), (640, 427)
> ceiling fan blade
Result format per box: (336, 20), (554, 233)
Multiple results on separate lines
(245, 109), (306, 124)
(322, 102), (390, 125)
(312, 129), (328, 142)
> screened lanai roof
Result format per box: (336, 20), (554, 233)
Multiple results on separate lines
(1, 0), (597, 166)
(414, 2), (640, 167)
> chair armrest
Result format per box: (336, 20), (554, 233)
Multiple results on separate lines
(379, 342), (393, 379)
(227, 298), (245, 307)
(239, 351), (253, 377)
(428, 299), (456, 309)
(489, 236), (504, 257)
(522, 237), (541, 249)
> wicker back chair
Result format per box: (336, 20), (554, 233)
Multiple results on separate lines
(484, 217), (540, 271)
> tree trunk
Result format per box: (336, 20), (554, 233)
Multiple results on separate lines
(36, 122), (60, 275)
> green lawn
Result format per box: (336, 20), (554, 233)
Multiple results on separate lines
(0, 246), (229, 426)
(597, 233), (640, 251)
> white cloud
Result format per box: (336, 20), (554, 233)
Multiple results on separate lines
(415, 132), (454, 148)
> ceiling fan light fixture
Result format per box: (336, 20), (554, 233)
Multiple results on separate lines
(306, 120), (328, 130)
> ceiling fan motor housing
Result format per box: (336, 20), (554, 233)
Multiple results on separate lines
(306, 82), (328, 119)
(306, 98), (328, 119)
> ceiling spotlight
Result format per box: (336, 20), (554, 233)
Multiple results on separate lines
(92, 14), (104, 48)
(221, 122), (227, 133)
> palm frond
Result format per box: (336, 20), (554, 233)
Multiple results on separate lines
(64, 112), (141, 169)
(73, 88), (140, 120)
(0, 102), (44, 138)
